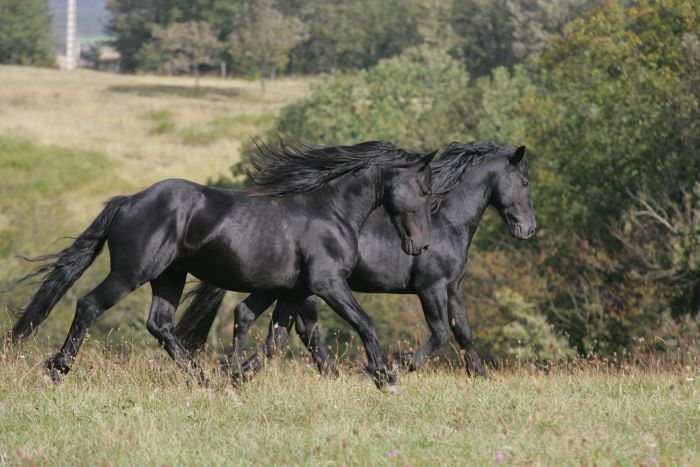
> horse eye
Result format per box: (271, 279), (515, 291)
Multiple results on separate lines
(522, 180), (529, 187)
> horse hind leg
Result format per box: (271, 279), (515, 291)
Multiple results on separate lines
(145, 268), (206, 385)
(227, 293), (276, 374)
(46, 273), (137, 380)
(234, 295), (299, 384)
(295, 297), (337, 377)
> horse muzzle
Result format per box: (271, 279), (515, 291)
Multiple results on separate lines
(401, 234), (430, 256)
(509, 222), (536, 239)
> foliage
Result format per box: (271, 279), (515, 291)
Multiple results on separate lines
(449, 0), (514, 78)
(105, 0), (603, 76)
(275, 45), (473, 149)
(0, 0), (53, 66)
(228, 0), (304, 89)
(521, 0), (700, 352)
(507, 0), (600, 60)
(472, 65), (534, 144)
(106, 0), (242, 72)
(531, 0), (700, 233)
(449, 0), (599, 78)
(613, 185), (700, 318)
(279, 0), (427, 73)
(153, 21), (221, 88)
(485, 288), (573, 362)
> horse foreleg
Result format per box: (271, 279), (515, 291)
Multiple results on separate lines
(312, 275), (394, 390)
(410, 284), (450, 371)
(446, 280), (485, 377)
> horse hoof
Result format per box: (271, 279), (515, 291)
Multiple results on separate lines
(231, 369), (252, 387)
(44, 353), (70, 381)
(467, 362), (487, 378)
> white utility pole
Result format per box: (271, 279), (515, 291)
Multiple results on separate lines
(65, 0), (77, 70)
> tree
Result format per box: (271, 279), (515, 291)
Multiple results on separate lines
(530, 0), (700, 233)
(228, 0), (304, 92)
(283, 0), (425, 73)
(507, 0), (599, 60)
(153, 21), (221, 89)
(450, 0), (515, 77)
(520, 0), (700, 352)
(106, 0), (243, 72)
(274, 45), (474, 149)
(0, 0), (53, 66)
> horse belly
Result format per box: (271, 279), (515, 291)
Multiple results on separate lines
(180, 235), (301, 292)
(348, 243), (413, 292)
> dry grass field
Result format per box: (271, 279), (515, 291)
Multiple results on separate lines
(0, 65), (310, 221)
(0, 345), (698, 466)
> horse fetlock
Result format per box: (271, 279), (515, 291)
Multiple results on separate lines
(44, 352), (72, 380)
(466, 353), (487, 377)
(372, 366), (397, 389)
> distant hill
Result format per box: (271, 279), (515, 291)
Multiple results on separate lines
(50, 0), (109, 50)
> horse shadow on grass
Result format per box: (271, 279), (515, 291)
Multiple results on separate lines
(107, 84), (249, 99)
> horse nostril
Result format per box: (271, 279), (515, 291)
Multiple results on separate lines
(528, 226), (536, 236)
(422, 244), (430, 251)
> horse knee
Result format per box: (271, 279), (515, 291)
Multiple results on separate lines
(75, 296), (100, 326)
(234, 303), (255, 328)
(432, 327), (450, 347)
(146, 314), (170, 340)
(451, 320), (474, 346)
(146, 317), (160, 338)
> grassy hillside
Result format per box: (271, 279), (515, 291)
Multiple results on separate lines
(0, 65), (309, 342)
(0, 66), (697, 467)
(0, 346), (698, 465)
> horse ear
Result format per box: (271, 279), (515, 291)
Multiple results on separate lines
(418, 150), (437, 171)
(509, 145), (526, 165)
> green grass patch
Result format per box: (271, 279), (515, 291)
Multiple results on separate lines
(0, 347), (698, 465)
(0, 136), (112, 205)
(0, 135), (113, 256)
(143, 109), (177, 135)
(107, 84), (250, 100)
(180, 113), (277, 146)
(0, 136), (115, 336)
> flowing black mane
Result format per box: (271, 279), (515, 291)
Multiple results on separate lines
(430, 141), (507, 210)
(248, 140), (418, 198)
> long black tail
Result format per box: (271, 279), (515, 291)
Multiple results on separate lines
(7, 196), (128, 342)
(175, 282), (227, 353)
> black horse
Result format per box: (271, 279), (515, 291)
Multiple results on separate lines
(176, 142), (536, 378)
(8, 140), (435, 388)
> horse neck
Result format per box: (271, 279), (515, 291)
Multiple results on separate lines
(441, 157), (500, 229)
(323, 167), (384, 233)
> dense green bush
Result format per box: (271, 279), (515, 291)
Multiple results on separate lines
(275, 45), (474, 150)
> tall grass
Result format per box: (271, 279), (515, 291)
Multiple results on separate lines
(0, 343), (698, 465)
